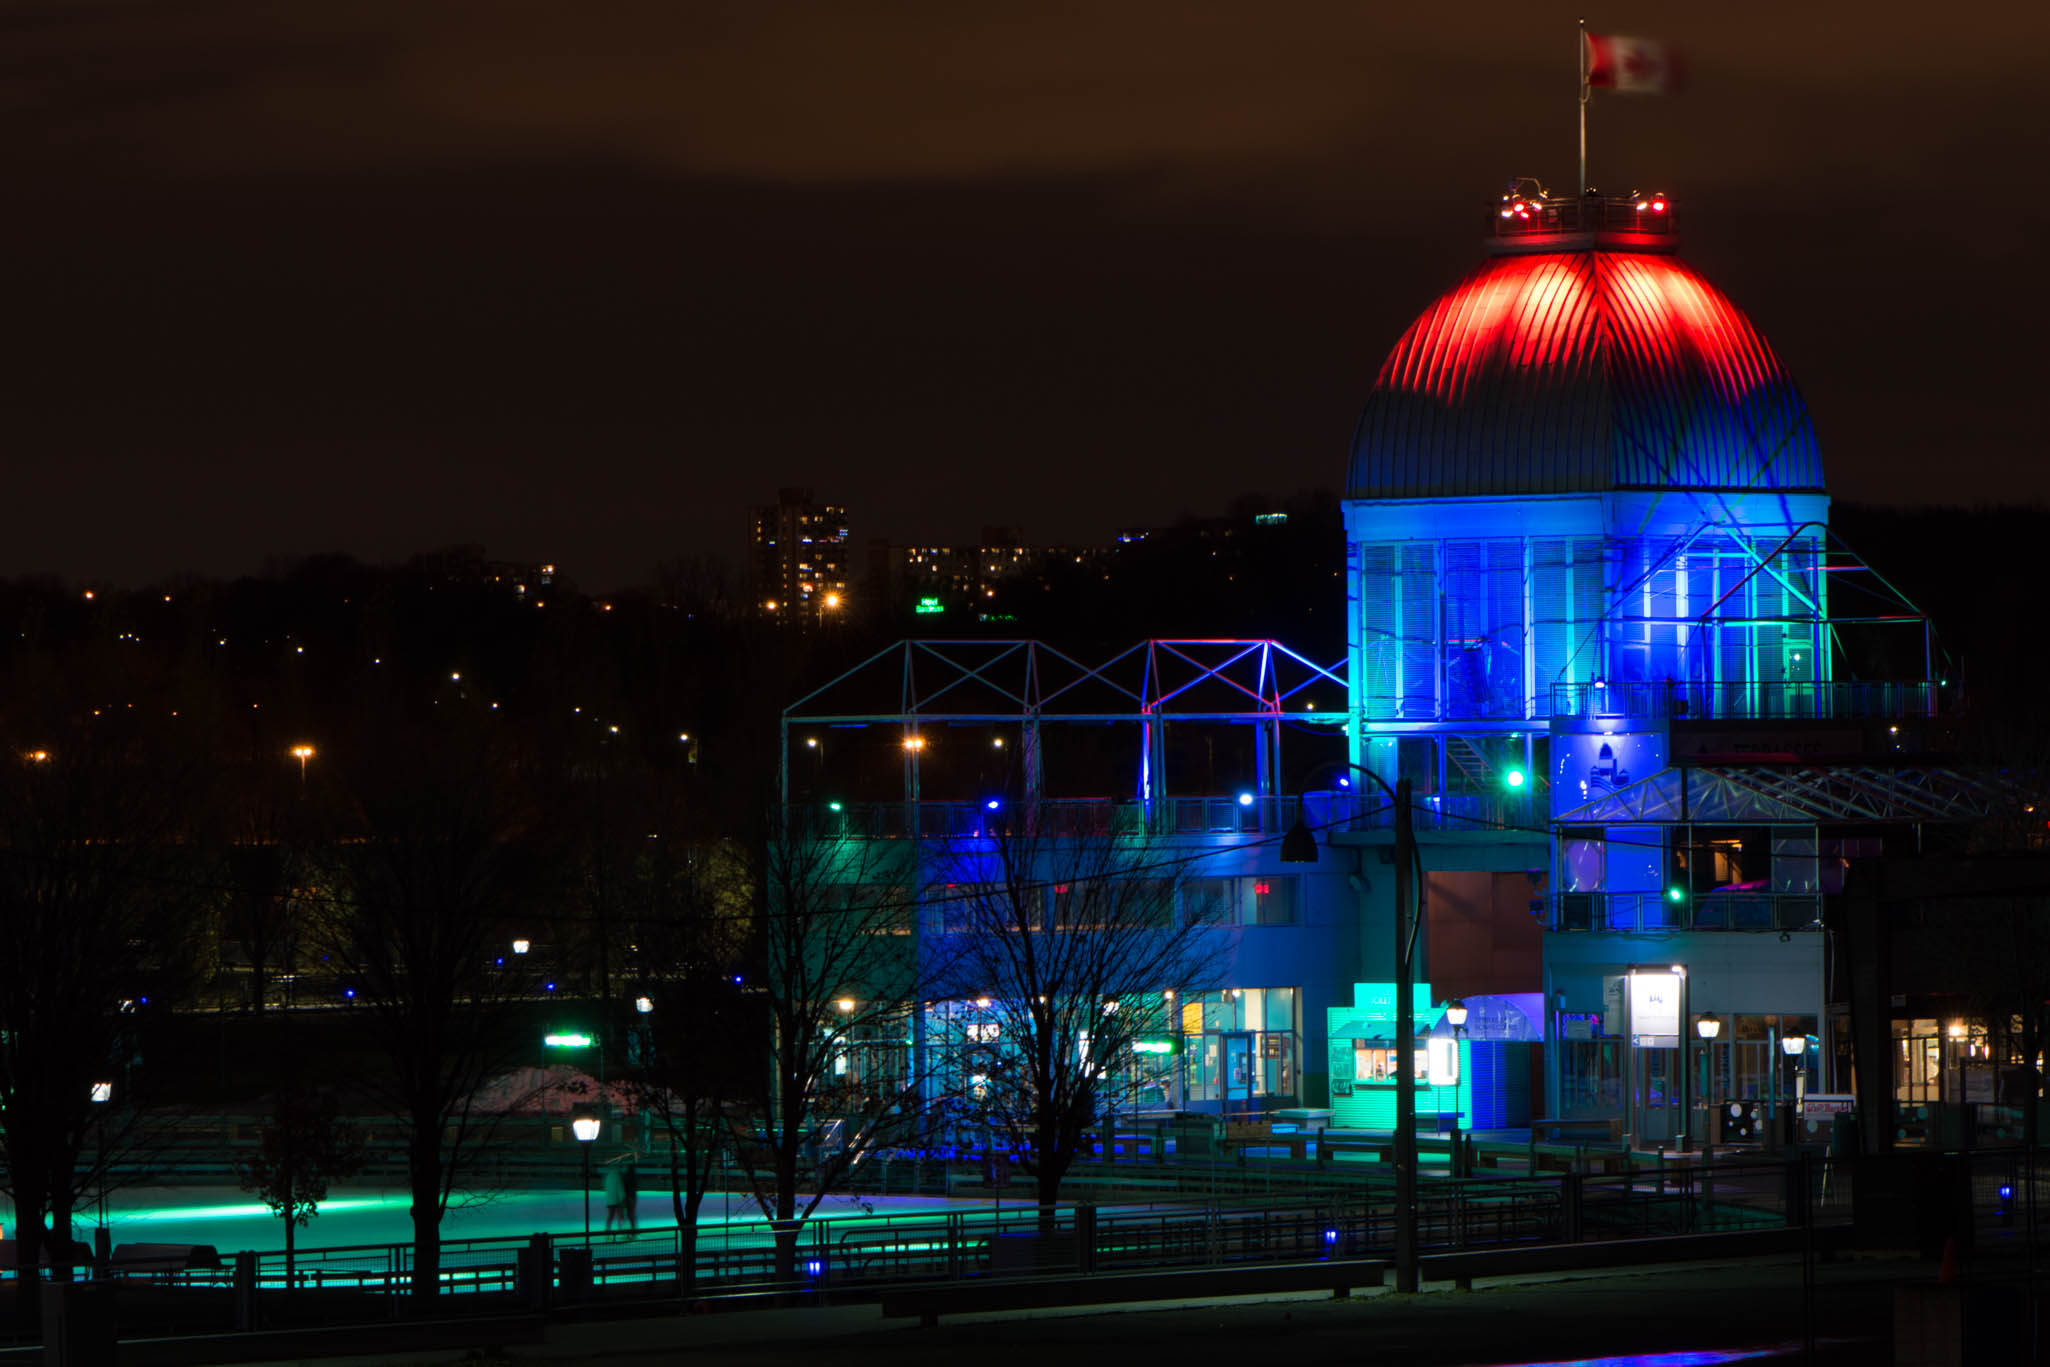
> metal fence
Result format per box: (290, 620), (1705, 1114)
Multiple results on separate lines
(15, 1144), (2046, 1346)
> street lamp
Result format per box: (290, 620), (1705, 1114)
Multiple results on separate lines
(1782, 1032), (1809, 1122)
(290, 744), (315, 788)
(1694, 1012), (1721, 1151)
(1282, 760), (1422, 1293)
(91, 1080), (113, 1234)
(1445, 999), (1468, 1032)
(572, 1113), (603, 1244)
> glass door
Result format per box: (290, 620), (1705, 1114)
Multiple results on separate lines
(1222, 1033), (1255, 1119)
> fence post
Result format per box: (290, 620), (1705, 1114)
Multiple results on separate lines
(1076, 1204), (1097, 1275)
(1561, 1172), (1583, 1242)
(233, 1250), (258, 1331)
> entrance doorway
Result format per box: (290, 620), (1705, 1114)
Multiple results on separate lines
(1630, 1044), (1682, 1145)
(1221, 1033), (1255, 1119)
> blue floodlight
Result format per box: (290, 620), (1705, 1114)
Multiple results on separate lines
(985, 798), (1001, 811)
(1237, 791), (1254, 807)
(1336, 775), (1351, 788)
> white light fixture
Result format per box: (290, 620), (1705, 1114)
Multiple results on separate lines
(90, 1081), (113, 1104)
(1445, 999), (1469, 1029)
(1781, 1034), (1807, 1057)
(571, 1115), (602, 1144)
(634, 996), (654, 1014)
(837, 997), (855, 1013)
(1695, 1013), (1722, 1040)
(512, 939), (531, 955)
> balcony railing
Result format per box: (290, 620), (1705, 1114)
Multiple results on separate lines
(786, 792), (1540, 842)
(1551, 892), (1824, 934)
(1550, 680), (1941, 724)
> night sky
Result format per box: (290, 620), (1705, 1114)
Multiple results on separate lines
(9, 0), (2045, 592)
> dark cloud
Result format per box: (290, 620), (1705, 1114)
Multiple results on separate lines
(5, 0), (2046, 588)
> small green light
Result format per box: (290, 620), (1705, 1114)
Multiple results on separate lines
(828, 801), (843, 812)
(544, 1032), (593, 1048)
(1504, 768), (1526, 789)
(1666, 887), (1685, 903)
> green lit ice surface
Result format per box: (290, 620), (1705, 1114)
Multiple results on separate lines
(9, 1186), (964, 1256)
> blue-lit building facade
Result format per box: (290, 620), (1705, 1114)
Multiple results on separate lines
(1336, 193), (1980, 1145)
(783, 191), (1984, 1146)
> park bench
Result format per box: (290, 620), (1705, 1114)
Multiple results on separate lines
(882, 1257), (1388, 1326)
(1222, 1123), (1309, 1161)
(1419, 1225), (1813, 1290)
(1531, 1116), (1623, 1143)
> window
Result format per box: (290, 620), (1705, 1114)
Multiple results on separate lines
(1184, 876), (1298, 926)
(1185, 878), (1233, 926)
(1253, 877), (1296, 925)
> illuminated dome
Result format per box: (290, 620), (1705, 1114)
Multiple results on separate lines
(1348, 225), (1822, 499)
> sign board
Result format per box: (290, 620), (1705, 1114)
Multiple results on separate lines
(1800, 1093), (1855, 1121)
(1602, 975), (1625, 1037)
(1629, 971), (1680, 1047)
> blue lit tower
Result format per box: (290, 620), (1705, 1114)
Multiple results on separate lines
(1342, 188), (1953, 1144)
(1345, 190), (1826, 806)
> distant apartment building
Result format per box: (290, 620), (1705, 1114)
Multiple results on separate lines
(748, 488), (850, 626)
(866, 527), (1109, 619)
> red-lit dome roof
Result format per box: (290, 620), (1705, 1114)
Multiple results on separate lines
(1348, 247), (1822, 498)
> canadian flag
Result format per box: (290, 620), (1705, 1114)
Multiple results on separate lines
(1584, 33), (1677, 94)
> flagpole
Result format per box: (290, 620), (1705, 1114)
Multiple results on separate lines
(1577, 17), (1589, 196)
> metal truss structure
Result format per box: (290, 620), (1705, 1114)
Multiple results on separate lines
(1555, 763), (2021, 826)
(781, 639), (1348, 807)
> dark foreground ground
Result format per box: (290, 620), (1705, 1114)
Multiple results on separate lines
(205, 1250), (2035, 1367)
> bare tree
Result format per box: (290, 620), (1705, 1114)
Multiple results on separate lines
(733, 816), (926, 1279)
(236, 1088), (367, 1289)
(614, 835), (754, 1290)
(927, 807), (1226, 1225)
(0, 728), (220, 1330)
(305, 723), (547, 1303)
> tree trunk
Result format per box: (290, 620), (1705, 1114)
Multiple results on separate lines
(285, 1210), (297, 1289)
(11, 1178), (46, 1337)
(407, 1134), (442, 1302)
(679, 1174), (706, 1290)
(48, 1195), (75, 1284)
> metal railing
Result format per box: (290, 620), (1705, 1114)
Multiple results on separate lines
(1550, 680), (1942, 724)
(1490, 193), (1679, 239)
(1551, 891), (1823, 933)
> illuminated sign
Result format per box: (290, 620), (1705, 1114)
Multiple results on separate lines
(544, 1032), (594, 1049)
(1131, 1040), (1176, 1055)
(914, 597), (945, 614)
(1629, 972), (1681, 1046)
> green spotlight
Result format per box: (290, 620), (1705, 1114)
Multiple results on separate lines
(1666, 886), (1686, 903)
(1504, 768), (1527, 789)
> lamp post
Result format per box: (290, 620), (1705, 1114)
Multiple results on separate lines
(1283, 763), (1421, 1293)
(1782, 1032), (1809, 1138)
(1695, 1012), (1722, 1150)
(1445, 999), (1468, 1035)
(91, 1080), (113, 1241)
(572, 1113), (602, 1244)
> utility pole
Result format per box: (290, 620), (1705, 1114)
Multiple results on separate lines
(1393, 776), (1418, 1294)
